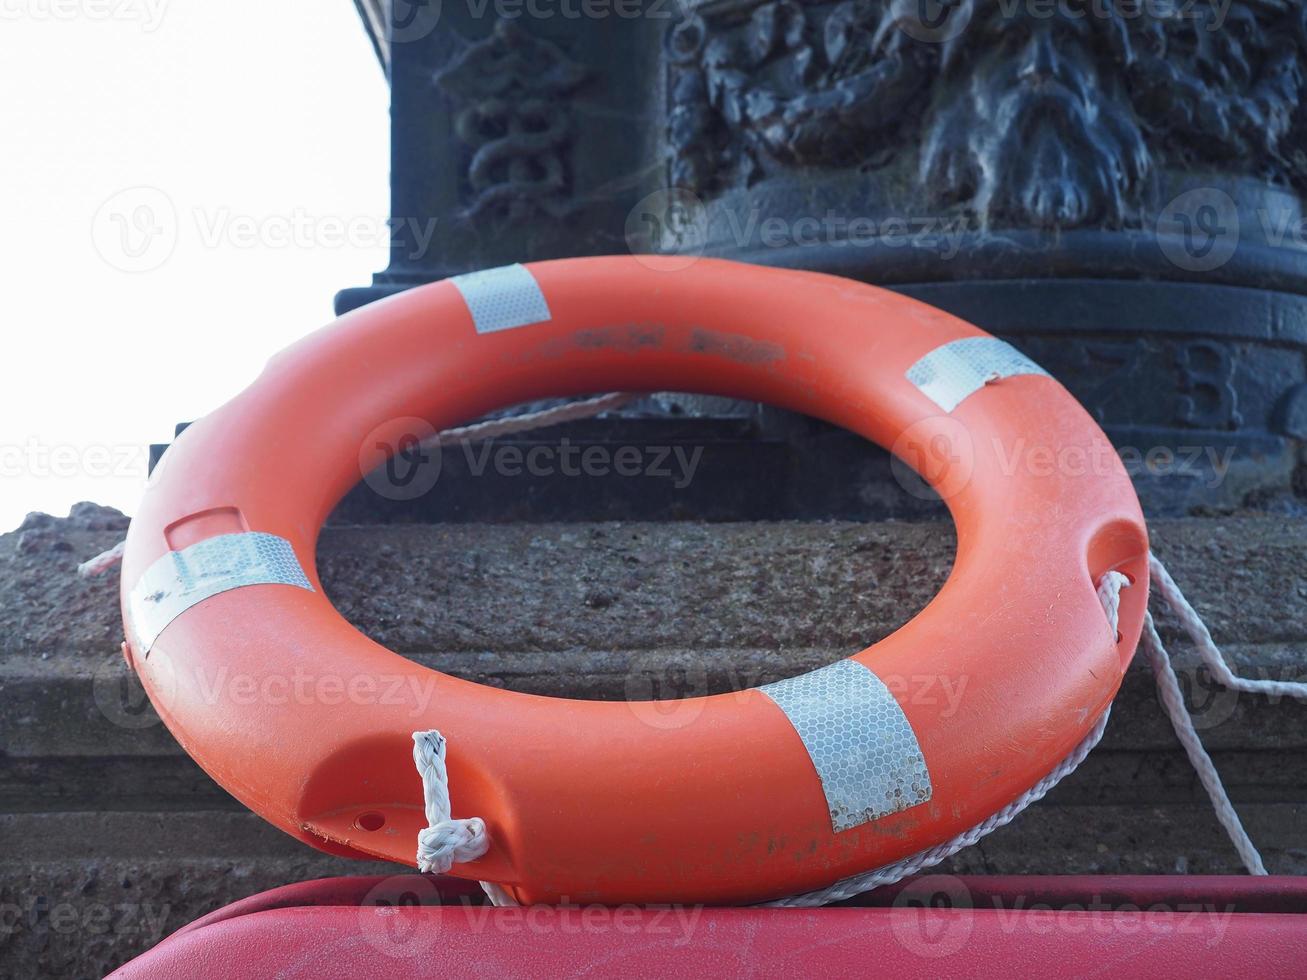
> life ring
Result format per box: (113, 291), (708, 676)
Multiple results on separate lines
(120, 256), (1148, 905)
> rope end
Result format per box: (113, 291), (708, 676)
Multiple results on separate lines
(412, 729), (446, 758)
(77, 539), (126, 579)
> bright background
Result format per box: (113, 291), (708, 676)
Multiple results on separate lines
(0, 1), (389, 531)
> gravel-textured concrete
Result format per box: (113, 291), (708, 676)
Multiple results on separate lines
(1, 504), (1305, 975)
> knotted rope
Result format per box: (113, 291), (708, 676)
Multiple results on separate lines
(411, 731), (490, 874)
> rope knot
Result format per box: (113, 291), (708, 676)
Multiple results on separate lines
(412, 730), (490, 874)
(416, 817), (489, 875)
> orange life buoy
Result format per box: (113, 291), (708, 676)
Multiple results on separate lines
(120, 257), (1148, 905)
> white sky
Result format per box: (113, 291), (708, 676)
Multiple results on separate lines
(0, 1), (389, 531)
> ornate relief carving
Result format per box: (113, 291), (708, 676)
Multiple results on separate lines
(667, 0), (1307, 229)
(439, 21), (589, 222)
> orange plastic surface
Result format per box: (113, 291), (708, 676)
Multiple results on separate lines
(120, 258), (1148, 905)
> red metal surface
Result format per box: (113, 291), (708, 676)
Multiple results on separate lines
(112, 875), (1307, 978)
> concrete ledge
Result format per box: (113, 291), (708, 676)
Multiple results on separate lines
(1, 506), (1305, 973)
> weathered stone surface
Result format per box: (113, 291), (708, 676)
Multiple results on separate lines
(4, 514), (1305, 760)
(5, 512), (1306, 658)
(1, 508), (1305, 974)
(0, 812), (400, 980)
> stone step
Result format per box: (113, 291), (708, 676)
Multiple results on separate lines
(4, 509), (1306, 973)
(5, 642), (1307, 756)
(3, 516), (1304, 809)
(3, 803), (1304, 977)
(0, 811), (401, 979)
(4, 745), (1307, 816)
(6, 515), (1307, 660)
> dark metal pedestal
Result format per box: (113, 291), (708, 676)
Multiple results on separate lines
(333, 0), (1307, 516)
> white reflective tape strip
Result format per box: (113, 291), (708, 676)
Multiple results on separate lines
(906, 337), (1049, 413)
(760, 659), (931, 833)
(449, 263), (551, 334)
(127, 532), (313, 653)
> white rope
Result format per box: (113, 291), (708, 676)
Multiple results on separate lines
(1139, 553), (1306, 875)
(1096, 569), (1129, 637)
(412, 731), (490, 873)
(478, 881), (518, 907)
(1149, 553), (1307, 700)
(75, 393), (642, 579)
(76, 539), (126, 579)
(412, 730), (514, 906)
(428, 392), (638, 448)
(1139, 612), (1266, 875)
